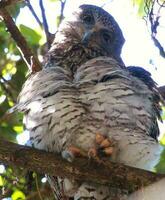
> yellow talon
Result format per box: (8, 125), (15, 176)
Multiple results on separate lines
(96, 133), (105, 144)
(100, 138), (111, 148)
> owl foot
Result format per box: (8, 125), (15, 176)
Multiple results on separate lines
(88, 133), (115, 160)
(62, 146), (86, 162)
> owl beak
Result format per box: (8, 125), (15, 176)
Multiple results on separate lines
(81, 30), (93, 46)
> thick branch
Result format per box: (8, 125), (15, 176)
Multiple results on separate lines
(0, 8), (42, 72)
(0, 139), (164, 193)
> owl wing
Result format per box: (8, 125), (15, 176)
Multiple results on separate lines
(127, 66), (163, 140)
(74, 57), (163, 170)
(70, 56), (164, 200)
(15, 66), (81, 152)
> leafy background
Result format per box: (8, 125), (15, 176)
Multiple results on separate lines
(0, 0), (165, 199)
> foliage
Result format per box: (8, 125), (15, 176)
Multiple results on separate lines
(0, 1), (59, 199)
(132, 0), (146, 16)
(155, 148), (165, 174)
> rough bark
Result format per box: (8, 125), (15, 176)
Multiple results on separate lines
(0, 139), (164, 193)
(0, 8), (42, 72)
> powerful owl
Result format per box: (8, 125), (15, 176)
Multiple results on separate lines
(16, 4), (163, 200)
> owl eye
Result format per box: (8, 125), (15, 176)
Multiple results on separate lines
(102, 30), (112, 43)
(83, 15), (94, 25)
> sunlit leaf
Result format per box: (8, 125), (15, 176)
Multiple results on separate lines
(2, 63), (17, 77)
(11, 190), (25, 200)
(13, 126), (23, 134)
(160, 134), (165, 145)
(132, 0), (145, 16)
(8, 100), (14, 107)
(162, 107), (165, 120)
(154, 148), (165, 173)
(0, 176), (4, 186)
(19, 24), (41, 46)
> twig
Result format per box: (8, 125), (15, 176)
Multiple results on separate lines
(0, 9), (42, 72)
(150, 1), (165, 58)
(144, 0), (165, 58)
(39, 0), (51, 49)
(26, 185), (52, 200)
(152, 35), (165, 58)
(25, 0), (42, 28)
(59, 0), (66, 26)
(35, 175), (44, 200)
(0, 139), (164, 194)
(53, 0), (66, 37)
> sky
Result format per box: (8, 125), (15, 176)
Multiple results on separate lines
(15, 0), (165, 142)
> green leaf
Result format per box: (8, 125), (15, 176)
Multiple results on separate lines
(162, 107), (165, 120)
(13, 126), (23, 134)
(7, 3), (25, 20)
(0, 176), (4, 186)
(11, 190), (25, 200)
(19, 24), (41, 46)
(160, 134), (165, 145)
(133, 0), (145, 16)
(154, 148), (165, 173)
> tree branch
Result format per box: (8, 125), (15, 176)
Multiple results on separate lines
(0, 0), (23, 8)
(0, 139), (164, 194)
(0, 8), (42, 72)
(58, 0), (66, 26)
(144, 0), (165, 59)
(25, 0), (42, 28)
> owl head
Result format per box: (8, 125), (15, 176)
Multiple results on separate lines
(49, 4), (125, 67)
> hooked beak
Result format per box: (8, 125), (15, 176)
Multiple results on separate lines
(81, 30), (93, 46)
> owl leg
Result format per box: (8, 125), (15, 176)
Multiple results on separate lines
(62, 134), (115, 162)
(62, 146), (86, 162)
(88, 133), (115, 159)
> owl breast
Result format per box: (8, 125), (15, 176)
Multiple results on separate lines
(19, 57), (161, 170)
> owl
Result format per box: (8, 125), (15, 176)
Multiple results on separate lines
(15, 4), (163, 200)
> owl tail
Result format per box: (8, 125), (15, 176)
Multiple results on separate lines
(48, 176), (128, 200)
(74, 182), (128, 200)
